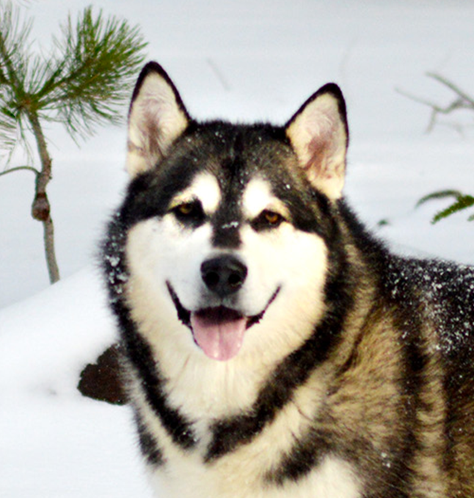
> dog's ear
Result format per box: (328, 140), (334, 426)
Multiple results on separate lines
(286, 84), (348, 200)
(127, 62), (190, 177)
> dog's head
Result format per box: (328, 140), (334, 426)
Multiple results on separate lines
(112, 62), (348, 363)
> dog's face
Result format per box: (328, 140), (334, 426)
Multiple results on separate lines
(119, 63), (348, 363)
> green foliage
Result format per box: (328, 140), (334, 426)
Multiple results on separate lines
(417, 190), (474, 223)
(0, 2), (32, 154)
(0, 2), (148, 284)
(49, 7), (147, 138)
(0, 2), (148, 157)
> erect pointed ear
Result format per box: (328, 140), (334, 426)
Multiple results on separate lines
(285, 83), (348, 200)
(127, 62), (190, 177)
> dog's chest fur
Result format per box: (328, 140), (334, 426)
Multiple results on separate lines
(128, 357), (361, 498)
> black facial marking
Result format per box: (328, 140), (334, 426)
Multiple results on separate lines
(210, 140), (246, 247)
(211, 219), (242, 248)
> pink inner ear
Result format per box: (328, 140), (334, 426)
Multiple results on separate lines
(127, 69), (189, 177)
(305, 134), (329, 172)
(285, 91), (348, 200)
(306, 120), (343, 176)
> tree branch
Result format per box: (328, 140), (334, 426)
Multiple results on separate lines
(0, 165), (40, 177)
(397, 72), (474, 132)
(426, 72), (474, 107)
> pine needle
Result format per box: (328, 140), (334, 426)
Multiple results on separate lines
(0, 3), (148, 152)
(432, 195), (474, 224)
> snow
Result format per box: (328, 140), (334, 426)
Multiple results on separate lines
(1, 1), (474, 496)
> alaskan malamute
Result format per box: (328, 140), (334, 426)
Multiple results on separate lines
(103, 62), (474, 497)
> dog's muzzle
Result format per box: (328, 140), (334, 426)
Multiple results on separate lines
(166, 255), (280, 361)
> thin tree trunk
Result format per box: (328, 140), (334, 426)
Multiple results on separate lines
(28, 112), (60, 283)
(42, 216), (60, 283)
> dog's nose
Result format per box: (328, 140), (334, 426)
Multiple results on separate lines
(201, 255), (247, 297)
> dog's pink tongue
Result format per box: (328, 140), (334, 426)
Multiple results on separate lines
(191, 308), (246, 361)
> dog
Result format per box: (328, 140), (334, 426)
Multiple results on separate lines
(102, 61), (474, 497)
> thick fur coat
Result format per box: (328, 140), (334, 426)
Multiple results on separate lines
(103, 62), (474, 498)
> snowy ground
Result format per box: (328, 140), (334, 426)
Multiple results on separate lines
(1, 1), (474, 496)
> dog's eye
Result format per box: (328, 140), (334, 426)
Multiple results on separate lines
(263, 211), (282, 225)
(177, 203), (195, 216)
(173, 201), (205, 225)
(252, 210), (285, 230)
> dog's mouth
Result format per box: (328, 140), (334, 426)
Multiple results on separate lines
(166, 282), (280, 361)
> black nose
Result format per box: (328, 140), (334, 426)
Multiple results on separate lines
(201, 255), (247, 297)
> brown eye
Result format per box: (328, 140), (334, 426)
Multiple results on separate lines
(173, 200), (205, 225)
(251, 209), (285, 231)
(264, 211), (282, 225)
(177, 203), (194, 215)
